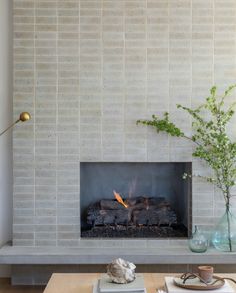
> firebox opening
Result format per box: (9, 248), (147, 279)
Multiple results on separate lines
(80, 162), (192, 238)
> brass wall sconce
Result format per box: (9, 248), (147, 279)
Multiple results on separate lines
(0, 112), (31, 137)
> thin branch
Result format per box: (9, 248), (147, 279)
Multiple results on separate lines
(183, 135), (202, 146)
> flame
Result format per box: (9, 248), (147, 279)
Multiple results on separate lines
(113, 190), (128, 208)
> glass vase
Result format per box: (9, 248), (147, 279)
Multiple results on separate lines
(212, 205), (236, 252)
(188, 225), (208, 253)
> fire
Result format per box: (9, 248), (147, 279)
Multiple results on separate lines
(113, 190), (128, 208)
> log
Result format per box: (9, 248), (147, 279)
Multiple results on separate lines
(88, 209), (130, 226)
(100, 199), (126, 210)
(99, 197), (169, 210)
(86, 196), (177, 227)
(132, 207), (177, 226)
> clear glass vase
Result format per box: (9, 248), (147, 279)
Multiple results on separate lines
(212, 205), (236, 252)
(188, 225), (208, 253)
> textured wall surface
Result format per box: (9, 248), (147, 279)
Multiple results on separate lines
(0, 0), (12, 276)
(13, 0), (236, 247)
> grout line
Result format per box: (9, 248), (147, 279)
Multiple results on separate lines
(123, 1), (125, 161)
(190, 0), (193, 231)
(190, 0), (193, 110)
(167, 0), (170, 162)
(33, 0), (36, 247)
(78, 0), (81, 240)
(101, 1), (103, 162)
(212, 0), (215, 218)
(56, 0), (59, 247)
(145, 0), (148, 162)
(213, 0), (215, 89)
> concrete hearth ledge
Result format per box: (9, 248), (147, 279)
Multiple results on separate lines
(0, 244), (236, 265)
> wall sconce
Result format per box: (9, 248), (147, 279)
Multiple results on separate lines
(0, 112), (31, 137)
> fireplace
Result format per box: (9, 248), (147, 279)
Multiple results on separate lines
(80, 162), (192, 238)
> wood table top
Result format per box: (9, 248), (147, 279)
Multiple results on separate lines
(43, 273), (236, 293)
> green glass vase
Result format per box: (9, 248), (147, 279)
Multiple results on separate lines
(212, 205), (236, 252)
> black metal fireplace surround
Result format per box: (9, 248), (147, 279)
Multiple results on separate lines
(80, 162), (192, 238)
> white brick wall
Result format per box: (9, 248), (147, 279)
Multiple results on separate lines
(13, 0), (236, 247)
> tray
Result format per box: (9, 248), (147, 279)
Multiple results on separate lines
(173, 275), (225, 290)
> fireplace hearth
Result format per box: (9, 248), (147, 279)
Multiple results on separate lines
(80, 162), (192, 238)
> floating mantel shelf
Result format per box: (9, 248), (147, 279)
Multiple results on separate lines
(0, 244), (236, 265)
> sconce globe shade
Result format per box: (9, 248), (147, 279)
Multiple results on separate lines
(19, 112), (31, 122)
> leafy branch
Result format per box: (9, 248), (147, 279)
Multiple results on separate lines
(137, 84), (236, 204)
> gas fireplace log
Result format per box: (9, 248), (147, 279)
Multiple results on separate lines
(132, 207), (177, 226)
(88, 209), (130, 226)
(100, 200), (126, 210)
(100, 197), (169, 210)
(86, 196), (178, 227)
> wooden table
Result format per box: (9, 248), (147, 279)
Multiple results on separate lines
(43, 273), (236, 293)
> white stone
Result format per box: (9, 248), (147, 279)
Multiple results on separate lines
(107, 258), (136, 284)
